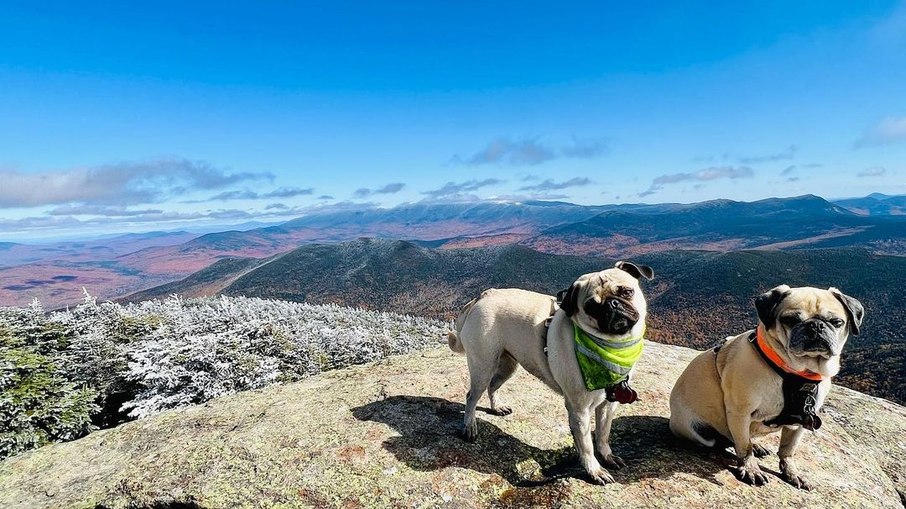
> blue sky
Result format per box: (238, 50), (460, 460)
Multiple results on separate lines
(1, 1), (905, 241)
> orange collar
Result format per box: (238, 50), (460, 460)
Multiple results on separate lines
(755, 326), (824, 381)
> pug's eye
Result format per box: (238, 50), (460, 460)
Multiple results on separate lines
(829, 318), (845, 328)
(780, 315), (802, 328)
(617, 287), (634, 299)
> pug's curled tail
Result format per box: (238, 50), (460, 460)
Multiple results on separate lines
(447, 296), (479, 354)
(447, 330), (465, 353)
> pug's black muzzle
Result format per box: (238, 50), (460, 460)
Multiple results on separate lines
(789, 319), (836, 355)
(585, 297), (640, 335)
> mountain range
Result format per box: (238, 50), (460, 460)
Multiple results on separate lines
(4, 194), (906, 310)
(833, 193), (906, 216)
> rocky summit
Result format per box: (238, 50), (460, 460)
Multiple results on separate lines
(1, 342), (903, 509)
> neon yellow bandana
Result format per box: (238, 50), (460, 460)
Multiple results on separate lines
(573, 322), (645, 391)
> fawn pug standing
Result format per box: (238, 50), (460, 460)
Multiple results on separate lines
(448, 262), (654, 484)
(669, 285), (864, 489)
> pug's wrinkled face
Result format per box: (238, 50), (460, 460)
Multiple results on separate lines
(560, 261), (653, 337)
(755, 285), (864, 374)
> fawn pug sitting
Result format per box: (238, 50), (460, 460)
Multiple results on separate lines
(669, 285), (863, 489)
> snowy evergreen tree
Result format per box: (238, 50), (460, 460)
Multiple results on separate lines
(0, 293), (446, 457)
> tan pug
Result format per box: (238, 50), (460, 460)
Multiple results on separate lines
(669, 285), (864, 489)
(448, 262), (654, 484)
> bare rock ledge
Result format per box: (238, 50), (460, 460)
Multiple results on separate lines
(1, 342), (904, 508)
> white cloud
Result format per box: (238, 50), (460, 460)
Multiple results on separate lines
(422, 179), (504, 198)
(47, 205), (165, 217)
(738, 145), (797, 164)
(453, 136), (610, 166)
(857, 166), (887, 177)
(204, 187), (314, 201)
(561, 137), (609, 159)
(455, 138), (555, 166)
(640, 166), (754, 197)
(0, 158), (272, 208)
(855, 116), (906, 148)
(353, 182), (406, 198)
(518, 177), (591, 192)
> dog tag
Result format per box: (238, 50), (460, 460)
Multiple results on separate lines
(801, 413), (822, 431)
(607, 380), (638, 404)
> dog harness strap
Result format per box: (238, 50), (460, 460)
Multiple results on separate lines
(543, 299), (558, 356)
(573, 322), (645, 392)
(749, 328), (824, 431)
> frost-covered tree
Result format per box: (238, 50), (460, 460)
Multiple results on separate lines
(0, 293), (446, 458)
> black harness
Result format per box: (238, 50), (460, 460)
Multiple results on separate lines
(747, 331), (823, 431)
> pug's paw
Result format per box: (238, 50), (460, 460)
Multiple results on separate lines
(586, 465), (616, 485)
(752, 443), (772, 458)
(780, 458), (811, 490)
(734, 458), (769, 486)
(489, 405), (513, 416)
(459, 421), (478, 442)
(601, 453), (626, 470)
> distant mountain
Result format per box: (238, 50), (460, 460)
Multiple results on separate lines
(128, 239), (607, 316)
(127, 239), (906, 404)
(123, 256), (269, 302)
(280, 201), (610, 234)
(0, 230), (197, 268)
(114, 228), (296, 277)
(524, 195), (906, 256)
(111, 201), (616, 278)
(0, 231), (201, 309)
(833, 194), (906, 216)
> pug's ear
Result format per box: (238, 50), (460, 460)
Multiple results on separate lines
(615, 261), (654, 280)
(557, 282), (582, 317)
(829, 287), (864, 336)
(754, 284), (791, 329)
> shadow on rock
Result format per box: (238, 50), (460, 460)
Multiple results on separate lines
(352, 395), (575, 486)
(351, 396), (728, 487)
(95, 502), (204, 509)
(605, 415), (729, 486)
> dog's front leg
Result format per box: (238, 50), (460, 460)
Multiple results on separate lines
(567, 401), (614, 484)
(778, 426), (811, 490)
(726, 410), (769, 486)
(594, 400), (625, 469)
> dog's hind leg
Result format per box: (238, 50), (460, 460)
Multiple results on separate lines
(487, 352), (518, 416)
(461, 355), (496, 442)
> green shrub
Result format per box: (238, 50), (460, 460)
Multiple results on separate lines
(0, 346), (98, 459)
